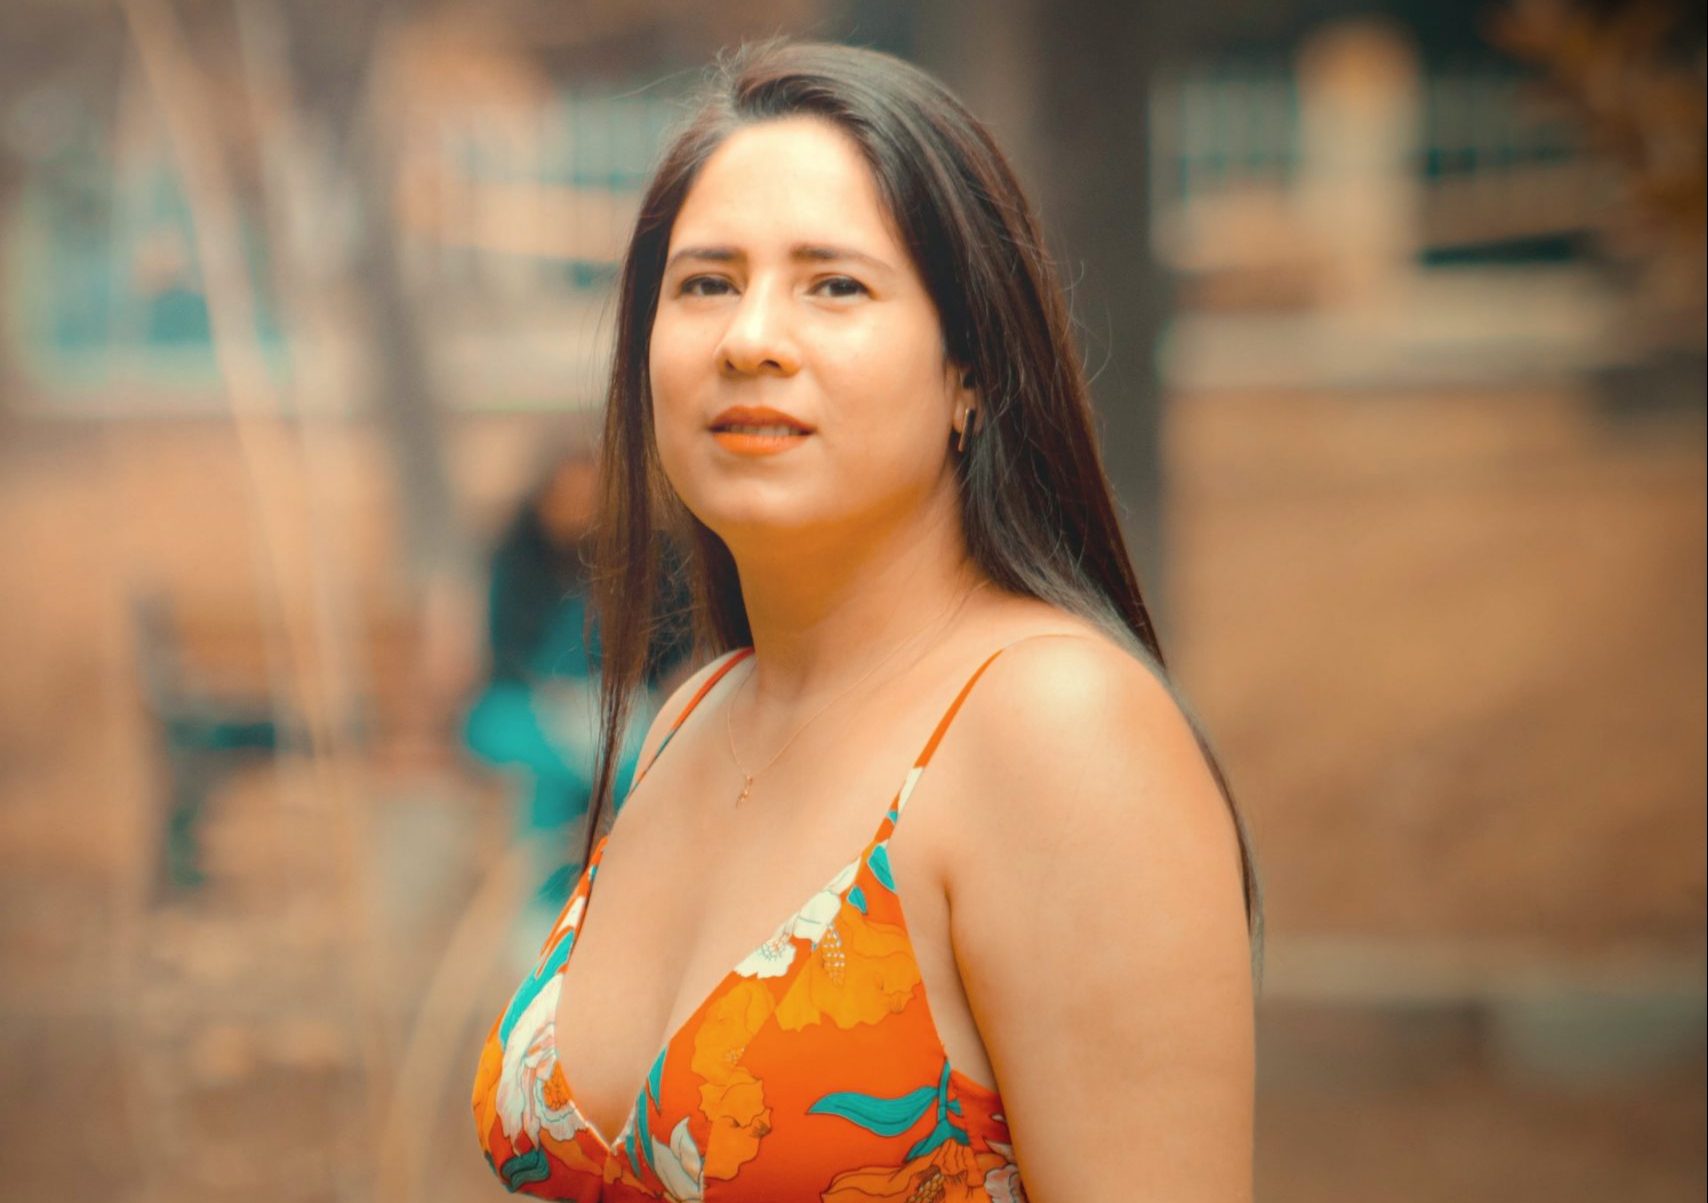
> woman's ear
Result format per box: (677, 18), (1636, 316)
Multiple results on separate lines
(948, 362), (977, 410)
(948, 363), (980, 452)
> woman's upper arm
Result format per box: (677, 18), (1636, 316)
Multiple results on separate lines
(948, 637), (1254, 1203)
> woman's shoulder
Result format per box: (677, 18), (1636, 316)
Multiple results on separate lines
(945, 601), (1215, 821)
(632, 645), (751, 774)
(942, 602), (1243, 940)
(958, 599), (1172, 719)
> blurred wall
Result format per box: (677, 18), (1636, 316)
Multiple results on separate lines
(0, 2), (1701, 1201)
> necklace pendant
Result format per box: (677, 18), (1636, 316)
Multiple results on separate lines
(737, 773), (753, 806)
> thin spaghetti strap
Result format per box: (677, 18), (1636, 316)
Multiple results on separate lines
(911, 649), (1006, 771)
(889, 631), (1097, 825)
(630, 647), (754, 788)
(915, 632), (1094, 769)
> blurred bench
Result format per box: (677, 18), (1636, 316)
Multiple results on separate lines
(130, 592), (420, 897)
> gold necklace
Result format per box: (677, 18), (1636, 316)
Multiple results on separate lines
(723, 580), (988, 806)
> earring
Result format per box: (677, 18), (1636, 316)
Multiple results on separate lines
(955, 368), (977, 453)
(956, 407), (975, 453)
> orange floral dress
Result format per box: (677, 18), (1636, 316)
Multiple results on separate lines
(472, 646), (1030, 1201)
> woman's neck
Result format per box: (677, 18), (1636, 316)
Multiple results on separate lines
(727, 493), (984, 710)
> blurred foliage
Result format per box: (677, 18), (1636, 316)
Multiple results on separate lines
(1490, 0), (1707, 347)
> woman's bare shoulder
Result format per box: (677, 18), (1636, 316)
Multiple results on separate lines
(633, 646), (748, 774)
(956, 600), (1171, 727)
(944, 603), (1220, 840)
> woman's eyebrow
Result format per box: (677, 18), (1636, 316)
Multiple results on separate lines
(791, 244), (894, 273)
(665, 243), (894, 273)
(665, 246), (739, 270)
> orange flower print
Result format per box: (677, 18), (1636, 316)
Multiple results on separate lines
(821, 1137), (1006, 1203)
(776, 906), (920, 1032)
(471, 1020), (504, 1146)
(690, 978), (776, 1179)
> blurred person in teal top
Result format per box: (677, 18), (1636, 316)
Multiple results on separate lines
(461, 446), (680, 911)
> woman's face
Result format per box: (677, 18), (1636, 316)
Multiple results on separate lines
(649, 116), (968, 555)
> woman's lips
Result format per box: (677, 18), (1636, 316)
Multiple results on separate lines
(707, 406), (814, 456)
(710, 428), (812, 456)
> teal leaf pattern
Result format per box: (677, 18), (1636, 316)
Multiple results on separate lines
(636, 1046), (666, 1176)
(847, 884), (868, 915)
(906, 1113), (972, 1160)
(499, 1146), (550, 1189)
(807, 1083), (936, 1135)
(646, 1048), (665, 1108)
(867, 843), (895, 891)
(905, 1060), (972, 1160)
(629, 1102), (650, 1179)
(497, 931), (573, 1045)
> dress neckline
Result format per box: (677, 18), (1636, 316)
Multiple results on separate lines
(545, 820), (889, 1154)
(540, 640), (1020, 1160)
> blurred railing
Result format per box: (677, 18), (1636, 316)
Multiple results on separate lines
(8, 39), (1619, 410)
(1150, 58), (1304, 203)
(9, 80), (683, 410)
(1416, 66), (1602, 259)
(1150, 53), (1606, 273)
(393, 90), (679, 297)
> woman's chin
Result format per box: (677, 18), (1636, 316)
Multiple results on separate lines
(689, 500), (859, 560)
(695, 505), (821, 546)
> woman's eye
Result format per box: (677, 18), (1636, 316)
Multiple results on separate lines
(812, 276), (869, 299)
(679, 275), (734, 297)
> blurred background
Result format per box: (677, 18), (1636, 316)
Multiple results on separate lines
(0, 0), (1701, 1200)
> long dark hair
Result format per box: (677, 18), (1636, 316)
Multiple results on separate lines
(585, 39), (1260, 945)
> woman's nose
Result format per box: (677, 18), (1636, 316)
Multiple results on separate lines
(716, 282), (800, 377)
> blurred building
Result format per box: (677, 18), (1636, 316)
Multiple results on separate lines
(0, 2), (1700, 1201)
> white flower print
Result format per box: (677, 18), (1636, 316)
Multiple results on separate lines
(984, 1138), (1029, 1203)
(732, 922), (797, 979)
(494, 976), (586, 1144)
(732, 857), (859, 978)
(651, 1116), (705, 1202)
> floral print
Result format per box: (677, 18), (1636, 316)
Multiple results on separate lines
(650, 1118), (704, 1202)
(688, 979), (774, 1180)
(821, 1138), (1013, 1203)
(472, 647), (1028, 1200)
(774, 897), (921, 1032)
(982, 1141), (1031, 1203)
(496, 978), (589, 1146)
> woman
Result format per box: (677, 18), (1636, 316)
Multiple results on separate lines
(473, 39), (1256, 1202)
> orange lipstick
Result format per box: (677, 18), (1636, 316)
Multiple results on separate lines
(708, 405), (814, 457)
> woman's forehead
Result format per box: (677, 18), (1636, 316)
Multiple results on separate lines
(667, 116), (904, 260)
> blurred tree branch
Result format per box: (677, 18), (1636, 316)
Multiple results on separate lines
(1491, 0), (1707, 350)
(263, 0), (470, 591)
(119, 0), (398, 1171)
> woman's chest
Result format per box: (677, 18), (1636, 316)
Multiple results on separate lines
(473, 644), (1046, 1199)
(489, 825), (1014, 1199)
(547, 783), (901, 1117)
